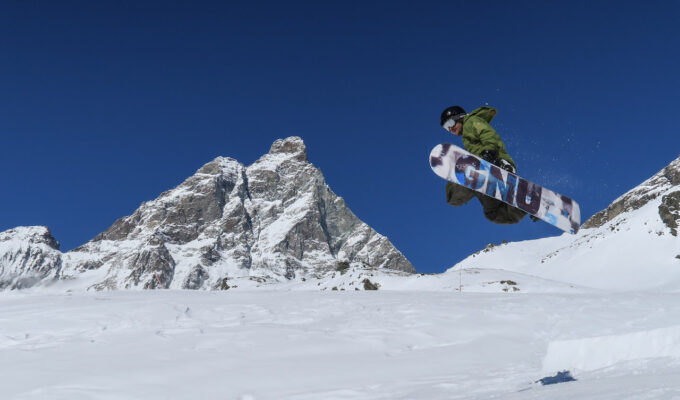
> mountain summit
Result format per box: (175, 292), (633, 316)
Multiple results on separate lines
(1, 137), (415, 290)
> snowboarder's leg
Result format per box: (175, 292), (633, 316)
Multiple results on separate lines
(477, 195), (527, 224)
(446, 182), (476, 207)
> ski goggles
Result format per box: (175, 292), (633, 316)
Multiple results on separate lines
(442, 117), (458, 132)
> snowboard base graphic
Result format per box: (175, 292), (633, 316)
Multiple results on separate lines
(430, 143), (581, 234)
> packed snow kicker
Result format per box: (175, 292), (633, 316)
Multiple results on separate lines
(2, 140), (680, 399)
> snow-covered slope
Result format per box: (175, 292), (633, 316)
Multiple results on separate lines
(2, 290), (680, 399)
(451, 156), (680, 291)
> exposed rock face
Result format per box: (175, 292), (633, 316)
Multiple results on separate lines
(659, 191), (680, 236)
(2, 137), (415, 291)
(584, 157), (680, 229)
(0, 226), (63, 289)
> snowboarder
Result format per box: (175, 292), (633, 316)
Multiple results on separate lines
(440, 105), (527, 224)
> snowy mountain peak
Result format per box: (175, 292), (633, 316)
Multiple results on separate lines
(196, 156), (243, 178)
(0, 226), (60, 250)
(268, 136), (307, 161)
(1, 137), (414, 291)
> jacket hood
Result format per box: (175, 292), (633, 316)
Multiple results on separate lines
(465, 106), (498, 124)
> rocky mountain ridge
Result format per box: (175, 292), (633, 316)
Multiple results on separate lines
(0, 137), (415, 291)
(583, 157), (680, 229)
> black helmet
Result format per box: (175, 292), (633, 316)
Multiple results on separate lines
(440, 106), (466, 126)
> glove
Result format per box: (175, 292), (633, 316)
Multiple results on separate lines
(479, 149), (498, 165)
(480, 149), (516, 173)
(498, 159), (516, 174)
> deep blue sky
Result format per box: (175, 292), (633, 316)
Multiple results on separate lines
(1, 1), (678, 273)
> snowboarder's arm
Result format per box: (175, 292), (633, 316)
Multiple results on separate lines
(474, 118), (503, 153)
(462, 116), (503, 155)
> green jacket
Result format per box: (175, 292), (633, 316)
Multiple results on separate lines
(461, 107), (516, 169)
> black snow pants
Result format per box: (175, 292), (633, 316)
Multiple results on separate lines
(446, 182), (526, 225)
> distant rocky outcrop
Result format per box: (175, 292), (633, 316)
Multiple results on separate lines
(584, 158), (680, 229)
(658, 191), (680, 236)
(1, 137), (415, 291)
(0, 226), (63, 289)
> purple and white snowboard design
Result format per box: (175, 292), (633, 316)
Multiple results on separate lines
(430, 143), (581, 234)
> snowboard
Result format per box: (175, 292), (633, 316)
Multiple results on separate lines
(430, 143), (581, 234)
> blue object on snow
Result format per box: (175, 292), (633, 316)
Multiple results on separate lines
(537, 370), (576, 385)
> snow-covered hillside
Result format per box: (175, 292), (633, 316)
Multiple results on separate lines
(451, 156), (680, 292)
(2, 290), (680, 399)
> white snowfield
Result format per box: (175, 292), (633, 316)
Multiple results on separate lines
(2, 290), (680, 400)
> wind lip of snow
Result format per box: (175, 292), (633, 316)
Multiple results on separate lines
(542, 324), (680, 373)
